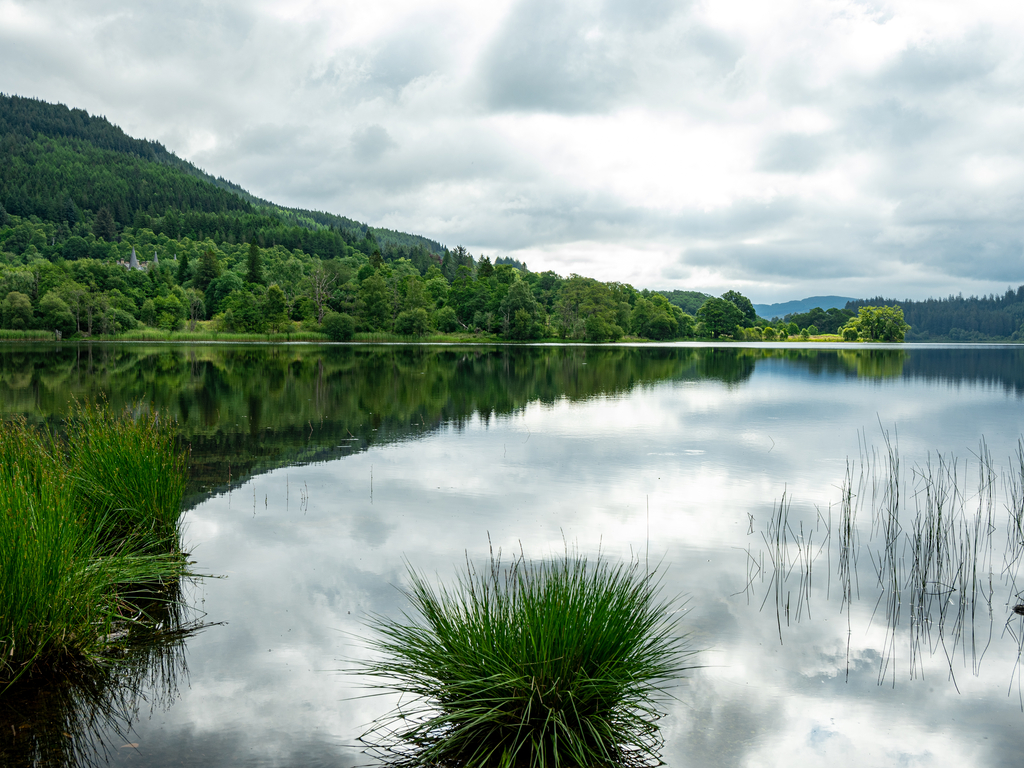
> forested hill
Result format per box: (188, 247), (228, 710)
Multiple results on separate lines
(847, 291), (1024, 341)
(0, 93), (443, 264)
(2, 93), (1018, 343)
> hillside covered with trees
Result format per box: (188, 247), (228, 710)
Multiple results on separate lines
(0, 94), (943, 344)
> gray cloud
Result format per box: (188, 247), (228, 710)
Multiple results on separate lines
(3, 0), (1024, 302)
(479, 0), (636, 113)
(350, 124), (398, 163)
(758, 134), (833, 173)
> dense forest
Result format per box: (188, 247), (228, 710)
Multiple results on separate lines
(0, 93), (1006, 343)
(846, 292), (1024, 341)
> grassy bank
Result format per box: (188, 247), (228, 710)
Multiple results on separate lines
(361, 548), (695, 768)
(0, 404), (190, 688)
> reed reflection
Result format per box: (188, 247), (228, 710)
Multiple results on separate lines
(0, 581), (203, 768)
(745, 433), (1024, 696)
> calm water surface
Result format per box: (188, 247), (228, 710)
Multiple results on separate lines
(2, 342), (1024, 767)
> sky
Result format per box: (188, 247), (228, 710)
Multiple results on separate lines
(2, 0), (1024, 303)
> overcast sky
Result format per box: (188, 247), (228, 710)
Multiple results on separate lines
(2, 0), (1023, 302)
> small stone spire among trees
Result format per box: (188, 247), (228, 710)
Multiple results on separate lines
(129, 246), (139, 270)
(152, 249), (159, 267)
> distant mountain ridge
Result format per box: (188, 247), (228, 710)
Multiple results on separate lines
(753, 296), (857, 319)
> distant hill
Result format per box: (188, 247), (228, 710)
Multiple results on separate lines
(0, 93), (444, 261)
(753, 296), (857, 319)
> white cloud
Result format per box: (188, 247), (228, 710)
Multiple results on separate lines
(3, 0), (1024, 302)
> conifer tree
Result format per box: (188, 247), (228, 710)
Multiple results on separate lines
(93, 207), (117, 241)
(194, 249), (221, 292)
(246, 242), (264, 285)
(176, 250), (190, 285)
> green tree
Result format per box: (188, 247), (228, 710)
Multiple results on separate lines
(425, 276), (450, 308)
(630, 295), (678, 340)
(554, 276), (626, 341)
(322, 311), (355, 341)
(194, 249), (222, 293)
(696, 297), (743, 338)
(263, 283), (288, 333)
(176, 249), (190, 285)
(38, 292), (75, 335)
(402, 277), (430, 312)
(163, 209), (181, 239)
(61, 195), (79, 224)
(1, 291), (32, 330)
(154, 293), (185, 331)
(140, 298), (157, 326)
(722, 290), (758, 326)
(434, 305), (460, 333)
(63, 236), (89, 261)
(499, 280), (542, 339)
(222, 289), (263, 332)
(246, 242), (264, 285)
(359, 272), (392, 331)
(186, 288), (205, 330)
(477, 256), (494, 279)
(205, 272), (244, 316)
(676, 312), (695, 339)
(846, 305), (910, 342)
(93, 207), (117, 241)
(508, 308), (534, 340)
(395, 307), (430, 336)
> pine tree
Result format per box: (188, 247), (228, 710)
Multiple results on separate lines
(194, 249), (221, 292)
(61, 196), (78, 224)
(246, 242), (264, 285)
(176, 250), (190, 285)
(477, 255), (494, 279)
(93, 207), (117, 241)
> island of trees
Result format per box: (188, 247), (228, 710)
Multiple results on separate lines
(2, 93), (1017, 344)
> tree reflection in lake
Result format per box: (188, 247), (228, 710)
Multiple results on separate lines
(2, 342), (1024, 767)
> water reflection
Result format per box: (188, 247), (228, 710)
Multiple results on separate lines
(0, 595), (198, 768)
(745, 435), (1024, 693)
(3, 343), (1024, 767)
(0, 343), (1021, 501)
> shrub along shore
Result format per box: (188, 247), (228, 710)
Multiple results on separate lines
(0, 403), (190, 688)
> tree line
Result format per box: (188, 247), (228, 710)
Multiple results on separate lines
(846, 291), (1024, 341)
(0, 93), (913, 343)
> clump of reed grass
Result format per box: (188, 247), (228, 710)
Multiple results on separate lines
(66, 400), (187, 554)
(0, 406), (190, 688)
(360, 547), (695, 768)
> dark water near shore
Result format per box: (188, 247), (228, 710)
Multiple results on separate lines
(2, 341), (1024, 767)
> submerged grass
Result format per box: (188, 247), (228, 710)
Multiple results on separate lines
(0, 404), (190, 688)
(360, 547), (695, 768)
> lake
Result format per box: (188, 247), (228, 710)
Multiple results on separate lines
(1, 342), (1023, 767)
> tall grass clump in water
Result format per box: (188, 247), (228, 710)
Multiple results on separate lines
(66, 401), (187, 554)
(0, 406), (189, 687)
(360, 548), (695, 768)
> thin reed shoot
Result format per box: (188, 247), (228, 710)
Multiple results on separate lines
(359, 547), (695, 768)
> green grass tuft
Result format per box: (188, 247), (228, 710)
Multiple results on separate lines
(0, 406), (191, 688)
(360, 547), (696, 768)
